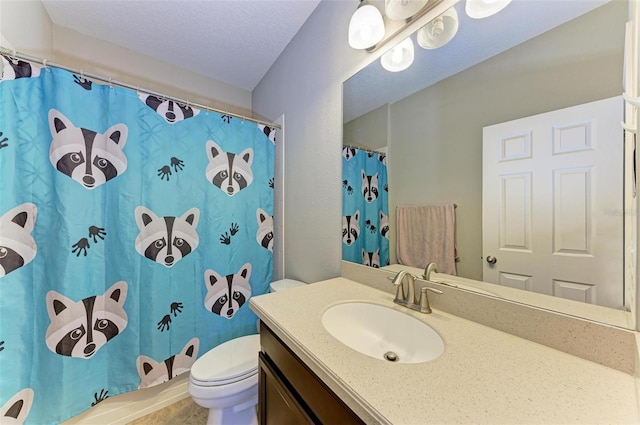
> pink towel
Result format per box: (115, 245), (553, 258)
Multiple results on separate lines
(396, 205), (457, 275)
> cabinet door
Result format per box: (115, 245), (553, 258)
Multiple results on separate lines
(259, 352), (316, 424)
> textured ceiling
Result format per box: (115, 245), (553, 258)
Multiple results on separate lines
(41, 0), (322, 91)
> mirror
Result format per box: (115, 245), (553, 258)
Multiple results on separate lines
(343, 0), (635, 328)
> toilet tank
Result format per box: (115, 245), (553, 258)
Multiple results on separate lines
(270, 279), (306, 292)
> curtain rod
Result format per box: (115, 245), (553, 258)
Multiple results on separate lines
(0, 47), (281, 129)
(343, 144), (386, 155)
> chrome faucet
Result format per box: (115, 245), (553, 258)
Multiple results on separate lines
(391, 270), (442, 314)
(423, 262), (440, 281)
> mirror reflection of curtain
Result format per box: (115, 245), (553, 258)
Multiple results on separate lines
(342, 146), (389, 267)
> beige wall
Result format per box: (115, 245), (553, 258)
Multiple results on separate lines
(382, 1), (625, 280)
(0, 1), (251, 116)
(343, 103), (389, 150)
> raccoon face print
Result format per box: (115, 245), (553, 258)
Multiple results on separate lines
(0, 203), (37, 279)
(205, 140), (254, 196)
(138, 94), (200, 124)
(134, 206), (200, 268)
(362, 249), (380, 268)
(1, 388), (34, 424)
(45, 281), (128, 359)
(342, 210), (360, 246)
(258, 124), (277, 144)
(48, 109), (128, 190)
(361, 170), (379, 203)
(342, 147), (356, 161)
(256, 208), (274, 251)
(380, 210), (390, 239)
(137, 338), (199, 389)
(204, 263), (252, 320)
(1, 55), (40, 81)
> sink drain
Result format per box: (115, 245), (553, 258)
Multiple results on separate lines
(383, 351), (399, 362)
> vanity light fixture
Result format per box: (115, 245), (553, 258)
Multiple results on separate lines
(465, 0), (512, 19)
(385, 0), (429, 21)
(350, 0), (512, 71)
(381, 37), (415, 72)
(417, 7), (458, 49)
(348, 0), (386, 49)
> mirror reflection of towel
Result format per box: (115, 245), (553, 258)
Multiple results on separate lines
(396, 205), (457, 275)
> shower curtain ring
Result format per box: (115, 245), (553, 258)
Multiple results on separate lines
(108, 77), (113, 89)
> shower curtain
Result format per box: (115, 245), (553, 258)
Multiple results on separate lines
(342, 146), (389, 268)
(0, 58), (275, 425)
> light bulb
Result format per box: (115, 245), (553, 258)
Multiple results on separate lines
(465, 0), (512, 19)
(381, 37), (414, 72)
(349, 3), (386, 49)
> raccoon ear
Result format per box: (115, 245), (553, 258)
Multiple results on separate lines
(380, 211), (384, 220)
(1, 389), (34, 422)
(48, 109), (73, 136)
(181, 337), (200, 358)
(256, 208), (267, 224)
(206, 140), (222, 161)
(46, 290), (73, 319)
(362, 249), (366, 258)
(4, 203), (37, 233)
(136, 355), (159, 376)
(239, 148), (253, 166)
(204, 269), (223, 287)
(106, 281), (128, 305)
(353, 210), (360, 221)
(182, 208), (200, 228)
(239, 263), (252, 280)
(361, 170), (366, 179)
(105, 124), (128, 148)
(135, 206), (158, 229)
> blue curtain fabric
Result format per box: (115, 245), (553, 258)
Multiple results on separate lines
(342, 146), (389, 268)
(0, 58), (275, 424)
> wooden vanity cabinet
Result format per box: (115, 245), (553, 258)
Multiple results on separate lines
(258, 322), (365, 425)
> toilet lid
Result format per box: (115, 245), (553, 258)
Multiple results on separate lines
(190, 334), (260, 385)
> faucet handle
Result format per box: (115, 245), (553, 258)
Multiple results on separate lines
(419, 286), (443, 314)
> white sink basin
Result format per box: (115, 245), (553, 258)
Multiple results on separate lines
(321, 302), (444, 363)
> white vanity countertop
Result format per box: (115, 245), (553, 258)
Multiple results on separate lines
(249, 277), (640, 425)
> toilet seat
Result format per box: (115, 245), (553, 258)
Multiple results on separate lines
(190, 334), (260, 387)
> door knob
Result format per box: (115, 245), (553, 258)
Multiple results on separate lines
(486, 255), (497, 265)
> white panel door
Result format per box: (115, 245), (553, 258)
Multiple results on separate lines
(482, 96), (624, 309)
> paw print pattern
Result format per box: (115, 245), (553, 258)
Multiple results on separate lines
(72, 238), (90, 257)
(72, 225), (107, 256)
(171, 157), (184, 172)
(220, 232), (231, 245)
(157, 157), (185, 181)
(343, 179), (354, 195)
(92, 389), (109, 406)
(157, 301), (184, 332)
(0, 132), (7, 149)
(220, 223), (240, 245)
(157, 165), (172, 180)
(269, 177), (274, 189)
(157, 315), (172, 331)
(88, 226), (106, 243)
(73, 74), (93, 90)
(221, 115), (232, 124)
(0, 340), (4, 352)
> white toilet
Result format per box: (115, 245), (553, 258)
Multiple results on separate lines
(188, 279), (306, 425)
